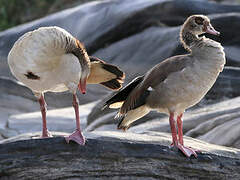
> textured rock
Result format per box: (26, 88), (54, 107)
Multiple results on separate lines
(5, 102), (96, 138)
(87, 96), (240, 149)
(0, 131), (240, 179)
(0, 128), (19, 139)
(130, 97), (240, 148)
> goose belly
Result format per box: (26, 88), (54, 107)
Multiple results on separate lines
(9, 64), (68, 93)
(151, 58), (224, 113)
(8, 52), (81, 93)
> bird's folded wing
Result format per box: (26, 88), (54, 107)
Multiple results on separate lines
(120, 55), (193, 114)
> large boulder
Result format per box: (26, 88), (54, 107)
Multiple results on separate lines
(0, 131), (240, 179)
(0, 101), (96, 139)
(87, 96), (240, 149)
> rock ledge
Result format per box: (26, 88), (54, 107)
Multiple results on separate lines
(0, 131), (240, 179)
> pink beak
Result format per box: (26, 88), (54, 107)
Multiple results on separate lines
(78, 78), (86, 94)
(206, 24), (220, 36)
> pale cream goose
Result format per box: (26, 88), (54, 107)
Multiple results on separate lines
(8, 26), (125, 145)
(104, 15), (225, 157)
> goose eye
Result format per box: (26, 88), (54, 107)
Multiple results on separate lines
(190, 24), (197, 29)
(195, 17), (204, 25)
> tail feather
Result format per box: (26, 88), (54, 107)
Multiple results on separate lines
(103, 75), (151, 130)
(101, 63), (124, 79)
(117, 105), (150, 130)
(119, 85), (144, 114)
(103, 75), (144, 109)
(87, 56), (125, 90)
(100, 79), (122, 90)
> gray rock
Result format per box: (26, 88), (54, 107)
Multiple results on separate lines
(198, 117), (240, 146)
(0, 131), (240, 179)
(129, 97), (240, 149)
(0, 107), (20, 129)
(5, 102), (96, 138)
(86, 96), (240, 148)
(0, 128), (19, 139)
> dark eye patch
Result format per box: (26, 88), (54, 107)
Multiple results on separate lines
(195, 17), (204, 25)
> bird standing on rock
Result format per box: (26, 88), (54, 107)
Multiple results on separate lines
(8, 26), (125, 145)
(104, 15), (226, 157)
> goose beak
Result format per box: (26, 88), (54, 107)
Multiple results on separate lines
(206, 24), (220, 36)
(78, 78), (86, 94)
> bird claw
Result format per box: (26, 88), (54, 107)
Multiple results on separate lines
(41, 129), (52, 138)
(177, 144), (198, 158)
(65, 129), (85, 145)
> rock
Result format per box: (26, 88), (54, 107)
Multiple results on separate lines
(129, 97), (240, 148)
(93, 124), (117, 131)
(198, 117), (240, 146)
(0, 131), (69, 143)
(0, 107), (20, 129)
(0, 94), (39, 113)
(86, 96), (240, 149)
(3, 102), (96, 138)
(0, 128), (19, 139)
(0, 131), (240, 179)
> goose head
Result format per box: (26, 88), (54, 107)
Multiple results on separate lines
(182, 15), (219, 36)
(180, 15), (220, 51)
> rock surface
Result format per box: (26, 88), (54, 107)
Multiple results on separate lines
(1, 101), (96, 139)
(0, 131), (240, 179)
(87, 96), (240, 149)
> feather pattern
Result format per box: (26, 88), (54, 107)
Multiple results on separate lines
(87, 56), (125, 90)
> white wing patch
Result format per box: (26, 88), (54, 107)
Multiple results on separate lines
(147, 86), (153, 91)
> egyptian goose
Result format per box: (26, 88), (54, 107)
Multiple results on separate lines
(8, 26), (125, 145)
(104, 15), (225, 157)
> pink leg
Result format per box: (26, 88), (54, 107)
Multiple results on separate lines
(176, 114), (198, 158)
(65, 94), (85, 145)
(38, 94), (52, 138)
(177, 114), (183, 145)
(169, 112), (178, 146)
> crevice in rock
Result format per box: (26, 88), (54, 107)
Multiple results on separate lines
(87, 4), (169, 55)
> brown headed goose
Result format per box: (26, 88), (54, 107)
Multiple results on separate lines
(104, 15), (225, 157)
(8, 26), (125, 145)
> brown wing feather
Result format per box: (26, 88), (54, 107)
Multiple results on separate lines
(120, 54), (193, 114)
(87, 56), (125, 90)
